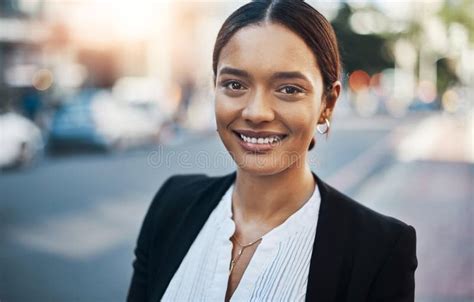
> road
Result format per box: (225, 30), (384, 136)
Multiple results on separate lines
(0, 112), (472, 302)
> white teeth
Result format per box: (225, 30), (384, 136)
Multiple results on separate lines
(238, 133), (284, 144)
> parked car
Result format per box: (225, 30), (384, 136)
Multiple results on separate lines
(47, 89), (164, 154)
(47, 89), (112, 153)
(0, 111), (43, 169)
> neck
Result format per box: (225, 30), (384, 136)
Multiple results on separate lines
(232, 156), (316, 228)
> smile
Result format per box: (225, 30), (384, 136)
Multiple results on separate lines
(239, 133), (283, 144)
(232, 130), (288, 152)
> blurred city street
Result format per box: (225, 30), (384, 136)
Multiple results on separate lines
(1, 111), (472, 302)
(1, 0), (473, 301)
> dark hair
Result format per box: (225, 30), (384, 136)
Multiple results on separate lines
(212, 0), (341, 150)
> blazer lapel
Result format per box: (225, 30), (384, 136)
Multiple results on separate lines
(151, 171), (237, 302)
(150, 170), (352, 302)
(305, 172), (353, 302)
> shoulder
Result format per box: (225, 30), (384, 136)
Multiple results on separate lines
(326, 181), (413, 236)
(321, 181), (416, 261)
(145, 172), (233, 222)
(150, 173), (215, 208)
(319, 181), (417, 292)
(326, 185), (418, 296)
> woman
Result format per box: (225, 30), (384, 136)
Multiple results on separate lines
(127, 1), (418, 301)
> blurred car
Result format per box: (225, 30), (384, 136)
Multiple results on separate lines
(408, 98), (440, 112)
(47, 89), (164, 153)
(47, 89), (111, 152)
(0, 111), (43, 169)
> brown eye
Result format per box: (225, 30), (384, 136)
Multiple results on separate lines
(278, 85), (304, 95)
(223, 80), (245, 91)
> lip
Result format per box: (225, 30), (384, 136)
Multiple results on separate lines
(233, 129), (288, 138)
(232, 129), (288, 153)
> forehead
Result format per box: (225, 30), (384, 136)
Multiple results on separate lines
(218, 23), (321, 79)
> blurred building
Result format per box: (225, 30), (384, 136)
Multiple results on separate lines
(1, 0), (473, 131)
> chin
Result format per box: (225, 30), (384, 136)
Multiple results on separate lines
(236, 163), (284, 176)
(231, 151), (298, 176)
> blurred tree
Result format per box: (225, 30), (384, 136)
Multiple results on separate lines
(331, 4), (394, 77)
(437, 57), (459, 94)
(439, 0), (474, 42)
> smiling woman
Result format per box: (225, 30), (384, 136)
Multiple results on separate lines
(214, 21), (337, 175)
(127, 1), (417, 302)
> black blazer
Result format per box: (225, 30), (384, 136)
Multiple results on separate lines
(127, 171), (417, 302)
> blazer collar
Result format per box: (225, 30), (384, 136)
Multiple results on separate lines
(151, 171), (237, 302)
(152, 170), (351, 302)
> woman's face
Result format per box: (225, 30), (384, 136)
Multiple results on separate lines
(215, 23), (328, 175)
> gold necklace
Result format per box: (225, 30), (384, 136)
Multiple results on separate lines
(229, 234), (262, 274)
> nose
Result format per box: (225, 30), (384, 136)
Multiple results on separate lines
(241, 90), (275, 124)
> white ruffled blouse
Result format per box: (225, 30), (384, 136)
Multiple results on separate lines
(162, 181), (321, 301)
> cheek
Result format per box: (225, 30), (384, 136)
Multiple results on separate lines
(279, 103), (320, 138)
(214, 94), (244, 126)
(214, 96), (231, 126)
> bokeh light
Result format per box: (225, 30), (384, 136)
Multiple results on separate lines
(417, 80), (437, 103)
(441, 89), (459, 113)
(349, 70), (370, 92)
(32, 69), (54, 91)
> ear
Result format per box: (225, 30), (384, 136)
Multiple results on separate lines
(318, 81), (341, 123)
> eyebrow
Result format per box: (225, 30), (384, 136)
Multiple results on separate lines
(270, 71), (310, 83)
(218, 67), (311, 83)
(218, 67), (252, 80)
